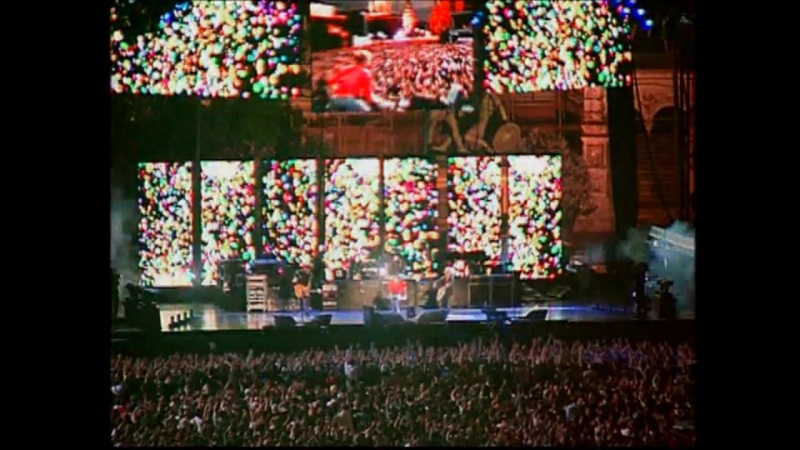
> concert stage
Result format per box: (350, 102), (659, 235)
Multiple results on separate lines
(157, 301), (693, 332)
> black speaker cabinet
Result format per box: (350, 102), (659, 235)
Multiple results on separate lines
(274, 315), (297, 328)
(337, 280), (381, 310)
(451, 279), (470, 307)
(468, 275), (514, 307)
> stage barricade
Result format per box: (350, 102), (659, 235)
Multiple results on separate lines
(114, 320), (696, 356)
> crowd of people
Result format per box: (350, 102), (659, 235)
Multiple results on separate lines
(312, 42), (475, 112)
(111, 337), (695, 446)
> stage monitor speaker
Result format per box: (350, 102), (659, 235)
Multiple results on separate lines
(606, 85), (639, 234)
(375, 311), (406, 325)
(485, 309), (508, 323)
(415, 308), (449, 324)
(274, 315), (297, 328)
(311, 313), (332, 327)
(524, 309), (548, 322)
(363, 305), (375, 325)
(365, 307), (405, 326)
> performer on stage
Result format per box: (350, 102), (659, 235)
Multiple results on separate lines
(632, 263), (648, 318)
(278, 267), (293, 311)
(384, 255), (405, 313)
(293, 267), (312, 311)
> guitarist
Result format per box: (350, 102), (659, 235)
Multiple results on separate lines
(293, 267), (312, 311)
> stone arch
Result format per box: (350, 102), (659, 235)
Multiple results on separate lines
(640, 102), (690, 135)
(651, 106), (682, 135)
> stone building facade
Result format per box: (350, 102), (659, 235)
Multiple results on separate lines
(299, 67), (695, 235)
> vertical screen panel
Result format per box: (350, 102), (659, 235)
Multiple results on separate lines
(324, 158), (381, 277)
(508, 155), (563, 279)
(447, 156), (503, 264)
(384, 157), (439, 277)
(200, 161), (257, 286)
(138, 162), (193, 287)
(110, 1), (305, 99)
(262, 159), (319, 267)
(483, 0), (633, 93)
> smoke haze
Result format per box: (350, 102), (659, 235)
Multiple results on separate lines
(111, 187), (139, 301)
(619, 221), (695, 314)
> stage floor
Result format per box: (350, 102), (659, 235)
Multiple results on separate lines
(157, 302), (693, 332)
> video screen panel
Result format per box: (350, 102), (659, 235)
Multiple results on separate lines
(262, 159), (319, 267)
(309, 1), (475, 113)
(138, 162), (194, 287)
(200, 161), (257, 286)
(384, 157), (439, 277)
(447, 156), (503, 264)
(483, 0), (632, 93)
(508, 155), (563, 279)
(111, 1), (305, 99)
(324, 158), (381, 278)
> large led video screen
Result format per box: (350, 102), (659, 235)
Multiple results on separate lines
(508, 155), (563, 279)
(384, 157), (439, 277)
(324, 158), (381, 277)
(310, 0), (475, 113)
(138, 162), (194, 287)
(262, 159), (319, 267)
(483, 0), (632, 93)
(200, 161), (257, 286)
(447, 156), (503, 264)
(110, 1), (305, 99)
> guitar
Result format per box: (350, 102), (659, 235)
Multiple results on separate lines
(434, 274), (453, 304)
(293, 270), (312, 301)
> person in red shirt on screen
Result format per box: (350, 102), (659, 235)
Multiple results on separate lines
(326, 51), (379, 112)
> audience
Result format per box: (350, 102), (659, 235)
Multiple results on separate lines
(313, 43), (475, 111)
(110, 337), (696, 446)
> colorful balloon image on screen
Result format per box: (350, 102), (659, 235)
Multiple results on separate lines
(324, 159), (381, 278)
(138, 162), (194, 287)
(262, 159), (319, 267)
(483, 0), (632, 93)
(200, 161), (257, 286)
(384, 158), (439, 278)
(309, 0), (475, 114)
(111, 1), (304, 99)
(508, 155), (563, 279)
(447, 156), (503, 264)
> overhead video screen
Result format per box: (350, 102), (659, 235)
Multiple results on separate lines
(110, 1), (305, 99)
(384, 157), (439, 277)
(483, 0), (633, 93)
(200, 161), (257, 286)
(447, 156), (503, 264)
(262, 159), (319, 267)
(138, 162), (194, 287)
(508, 155), (563, 279)
(324, 158), (381, 277)
(309, 0), (475, 113)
